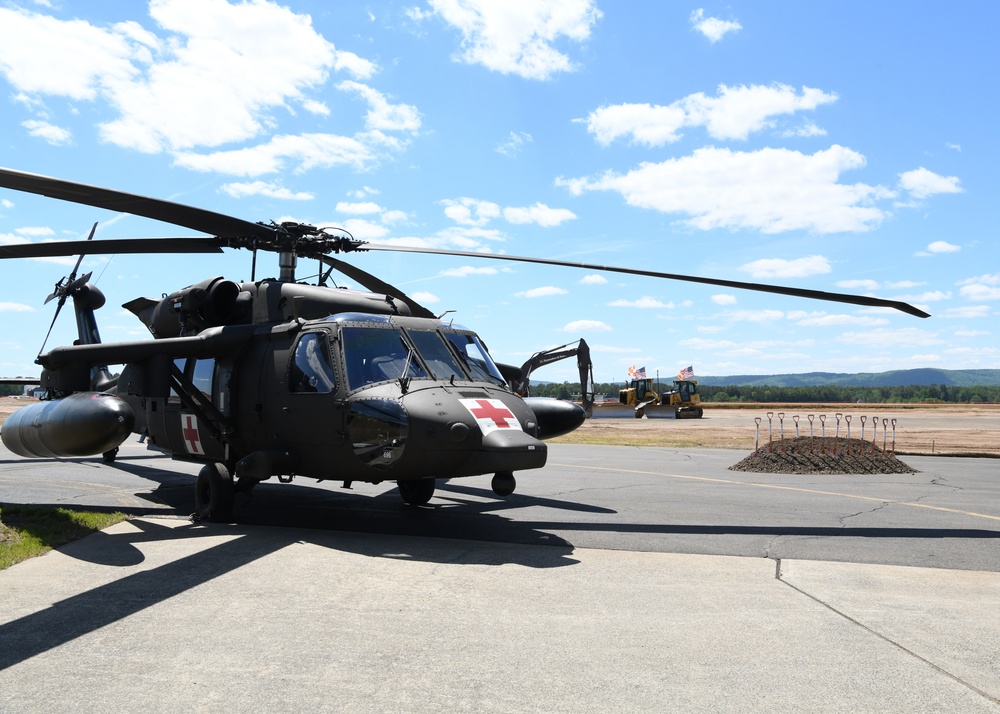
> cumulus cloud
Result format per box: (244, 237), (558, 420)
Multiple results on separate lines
(411, 291), (440, 304)
(739, 255), (831, 279)
(958, 274), (1000, 301)
(441, 197), (502, 226)
(837, 328), (944, 347)
(579, 274), (607, 285)
(503, 202), (576, 227)
(0, 302), (34, 312)
(423, 0), (603, 80)
(0, 1), (407, 176)
(496, 131), (533, 157)
(898, 167), (962, 199)
(690, 9), (742, 43)
(439, 265), (499, 277)
(608, 296), (673, 308)
(21, 119), (71, 144)
(559, 146), (891, 234)
(562, 319), (612, 332)
(578, 84), (837, 146)
(515, 286), (568, 298)
(711, 294), (737, 305)
(220, 181), (314, 200)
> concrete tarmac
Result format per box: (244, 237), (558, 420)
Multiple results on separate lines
(1, 445), (999, 711)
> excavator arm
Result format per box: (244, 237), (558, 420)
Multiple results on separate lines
(507, 339), (595, 416)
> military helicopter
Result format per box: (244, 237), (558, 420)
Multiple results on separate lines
(0, 167), (930, 522)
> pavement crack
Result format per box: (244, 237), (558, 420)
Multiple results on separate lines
(773, 560), (1000, 707)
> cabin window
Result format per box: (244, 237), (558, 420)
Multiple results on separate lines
(289, 332), (337, 394)
(191, 359), (215, 399)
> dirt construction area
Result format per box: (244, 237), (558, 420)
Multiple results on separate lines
(555, 402), (1000, 457)
(2, 398), (998, 458)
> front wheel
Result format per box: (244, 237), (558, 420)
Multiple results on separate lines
(195, 462), (235, 522)
(398, 478), (435, 506)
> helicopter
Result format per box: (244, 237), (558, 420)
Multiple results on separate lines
(0, 167), (930, 522)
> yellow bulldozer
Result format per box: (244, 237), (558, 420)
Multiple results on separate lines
(618, 377), (704, 418)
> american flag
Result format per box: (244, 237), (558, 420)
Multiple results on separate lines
(627, 365), (647, 379)
(678, 365), (694, 380)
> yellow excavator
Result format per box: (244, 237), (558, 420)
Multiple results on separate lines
(618, 377), (704, 418)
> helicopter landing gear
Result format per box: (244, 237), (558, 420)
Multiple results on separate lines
(398, 478), (435, 506)
(102, 447), (119, 463)
(195, 462), (235, 522)
(491, 471), (516, 497)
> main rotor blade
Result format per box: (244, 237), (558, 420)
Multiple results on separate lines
(318, 255), (436, 319)
(0, 167), (272, 238)
(0, 237), (225, 259)
(363, 244), (931, 318)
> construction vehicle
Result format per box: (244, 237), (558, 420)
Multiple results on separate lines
(506, 339), (595, 417)
(618, 378), (703, 418)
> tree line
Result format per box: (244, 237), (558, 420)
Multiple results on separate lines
(528, 381), (1000, 404)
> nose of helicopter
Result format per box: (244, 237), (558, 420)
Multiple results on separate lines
(400, 389), (548, 477)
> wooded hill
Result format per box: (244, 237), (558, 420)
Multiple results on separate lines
(695, 368), (1000, 388)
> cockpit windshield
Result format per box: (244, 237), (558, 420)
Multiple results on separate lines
(444, 332), (506, 386)
(340, 323), (506, 390)
(342, 326), (427, 391)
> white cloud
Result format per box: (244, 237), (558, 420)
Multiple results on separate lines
(515, 286), (568, 298)
(578, 84), (837, 146)
(337, 81), (421, 132)
(335, 201), (383, 215)
(690, 9), (742, 43)
(0, 1), (398, 173)
(740, 255), (831, 279)
(503, 202), (576, 227)
(892, 290), (951, 302)
(21, 119), (71, 144)
(562, 319), (612, 332)
(15, 226), (55, 237)
(942, 306), (992, 318)
(919, 240), (961, 255)
(439, 265), (499, 277)
(496, 131), (533, 157)
(723, 309), (785, 322)
(0, 199), (12, 209)
(579, 274), (607, 285)
(411, 291), (440, 304)
(837, 328), (944, 347)
(898, 167), (962, 199)
(0, 302), (34, 312)
(958, 274), (1000, 301)
(425, 0), (603, 80)
(609, 296), (673, 308)
(559, 146), (890, 234)
(835, 279), (880, 291)
(711, 294), (737, 305)
(220, 181), (314, 200)
(793, 313), (889, 327)
(173, 132), (382, 176)
(441, 197), (502, 226)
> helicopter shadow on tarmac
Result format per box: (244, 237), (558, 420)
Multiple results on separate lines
(0, 476), (598, 673)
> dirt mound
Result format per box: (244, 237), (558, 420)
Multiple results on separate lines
(729, 436), (917, 474)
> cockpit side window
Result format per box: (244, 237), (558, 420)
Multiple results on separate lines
(444, 332), (506, 385)
(406, 330), (465, 381)
(342, 326), (427, 390)
(289, 332), (337, 394)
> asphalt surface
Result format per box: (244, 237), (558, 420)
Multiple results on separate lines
(1, 439), (999, 712)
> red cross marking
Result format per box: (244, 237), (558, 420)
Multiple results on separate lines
(469, 399), (515, 428)
(182, 414), (203, 455)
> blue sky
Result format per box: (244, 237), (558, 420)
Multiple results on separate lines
(0, 1), (996, 384)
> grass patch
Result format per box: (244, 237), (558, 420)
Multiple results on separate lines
(0, 506), (128, 571)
